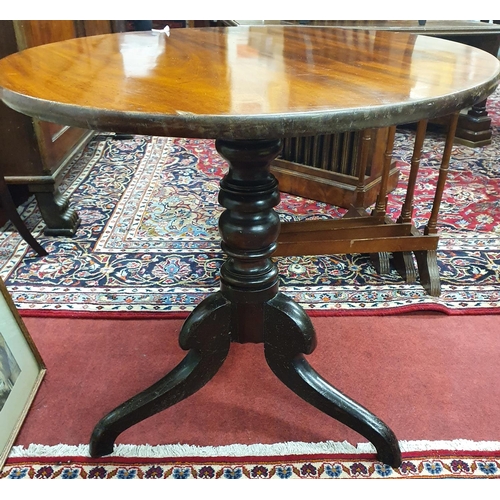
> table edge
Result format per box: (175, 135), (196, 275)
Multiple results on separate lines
(1, 76), (500, 140)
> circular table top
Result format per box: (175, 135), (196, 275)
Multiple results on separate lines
(0, 26), (499, 139)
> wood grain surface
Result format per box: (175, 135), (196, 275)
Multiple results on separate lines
(0, 26), (498, 139)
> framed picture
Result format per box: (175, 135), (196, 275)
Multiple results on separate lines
(0, 277), (45, 471)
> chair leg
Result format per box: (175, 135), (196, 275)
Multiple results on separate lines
(0, 176), (47, 256)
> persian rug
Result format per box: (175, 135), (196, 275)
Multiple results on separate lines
(1, 89), (500, 317)
(3, 441), (500, 479)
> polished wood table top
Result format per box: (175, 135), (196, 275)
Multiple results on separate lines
(0, 26), (499, 139)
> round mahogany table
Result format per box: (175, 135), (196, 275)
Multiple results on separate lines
(1, 26), (499, 467)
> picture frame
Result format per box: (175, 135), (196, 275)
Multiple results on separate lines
(0, 276), (45, 471)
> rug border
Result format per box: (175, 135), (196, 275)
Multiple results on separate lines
(16, 304), (500, 319)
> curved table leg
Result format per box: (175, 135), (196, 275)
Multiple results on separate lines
(89, 292), (232, 457)
(414, 249), (441, 297)
(369, 251), (391, 276)
(392, 251), (417, 284)
(263, 293), (402, 468)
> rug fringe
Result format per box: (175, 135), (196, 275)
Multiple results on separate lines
(9, 439), (500, 459)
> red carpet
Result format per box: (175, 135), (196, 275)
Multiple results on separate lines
(14, 314), (500, 446)
(2, 313), (500, 479)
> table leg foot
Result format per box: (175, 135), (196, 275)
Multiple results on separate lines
(89, 292), (232, 458)
(414, 249), (441, 296)
(32, 186), (81, 237)
(263, 293), (402, 468)
(369, 251), (391, 276)
(392, 251), (417, 284)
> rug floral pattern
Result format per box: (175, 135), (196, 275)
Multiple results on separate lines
(3, 453), (499, 479)
(1, 90), (500, 315)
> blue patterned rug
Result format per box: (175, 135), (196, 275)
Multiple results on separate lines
(1, 91), (500, 316)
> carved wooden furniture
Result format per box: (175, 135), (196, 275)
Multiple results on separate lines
(0, 20), (119, 236)
(1, 27), (498, 468)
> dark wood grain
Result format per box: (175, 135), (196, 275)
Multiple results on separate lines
(0, 27), (498, 139)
